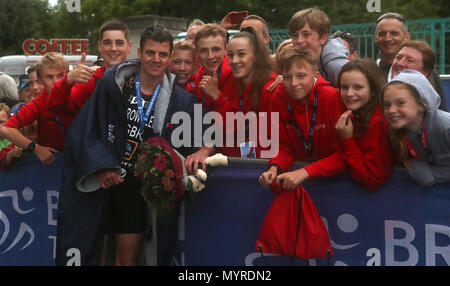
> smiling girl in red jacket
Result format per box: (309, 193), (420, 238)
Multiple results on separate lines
(268, 59), (393, 191)
(185, 26), (278, 171)
(215, 26), (278, 158)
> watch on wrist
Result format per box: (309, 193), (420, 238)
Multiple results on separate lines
(26, 141), (36, 153)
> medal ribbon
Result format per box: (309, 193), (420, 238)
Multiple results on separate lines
(135, 73), (161, 136)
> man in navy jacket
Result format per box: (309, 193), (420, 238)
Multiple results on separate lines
(56, 25), (198, 266)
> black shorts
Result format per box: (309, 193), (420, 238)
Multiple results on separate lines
(107, 171), (147, 234)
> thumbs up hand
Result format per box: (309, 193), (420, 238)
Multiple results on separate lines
(79, 52), (87, 65)
(66, 53), (96, 84)
(199, 67), (221, 100)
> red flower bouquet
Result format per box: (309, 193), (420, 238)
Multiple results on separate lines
(134, 137), (186, 217)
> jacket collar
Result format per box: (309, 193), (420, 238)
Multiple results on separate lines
(112, 59), (176, 136)
(114, 59), (141, 89)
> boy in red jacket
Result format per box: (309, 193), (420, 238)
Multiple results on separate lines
(192, 23), (234, 112)
(184, 24), (236, 173)
(169, 40), (198, 93)
(0, 53), (71, 165)
(259, 46), (345, 188)
(47, 19), (132, 123)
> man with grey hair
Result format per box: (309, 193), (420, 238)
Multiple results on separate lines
(0, 73), (19, 107)
(375, 12), (410, 79)
(240, 14), (271, 45)
(186, 19), (205, 44)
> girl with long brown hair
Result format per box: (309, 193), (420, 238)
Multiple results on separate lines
(214, 26), (278, 158)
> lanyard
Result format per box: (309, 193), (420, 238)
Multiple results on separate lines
(288, 92), (318, 158)
(404, 121), (432, 161)
(136, 73), (161, 136)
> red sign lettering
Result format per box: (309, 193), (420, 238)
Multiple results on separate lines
(80, 39), (89, 54)
(23, 39), (36, 55)
(35, 39), (50, 55)
(51, 40), (60, 53)
(22, 39), (89, 55)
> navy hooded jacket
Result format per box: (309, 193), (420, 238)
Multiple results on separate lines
(56, 59), (198, 266)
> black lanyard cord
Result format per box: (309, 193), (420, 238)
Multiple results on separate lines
(287, 92), (318, 158)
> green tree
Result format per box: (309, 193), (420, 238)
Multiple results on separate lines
(80, 0), (161, 53)
(1, 0), (447, 56)
(0, 0), (53, 55)
(49, 0), (91, 38)
(82, 0), (160, 28)
(155, 0), (251, 23)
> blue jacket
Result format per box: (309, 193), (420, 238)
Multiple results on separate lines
(56, 59), (198, 265)
(319, 37), (349, 87)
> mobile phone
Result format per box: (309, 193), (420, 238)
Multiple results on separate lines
(230, 11), (248, 25)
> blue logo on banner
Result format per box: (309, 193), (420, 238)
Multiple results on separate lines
(0, 155), (61, 266)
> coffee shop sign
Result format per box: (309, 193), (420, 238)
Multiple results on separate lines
(22, 39), (89, 55)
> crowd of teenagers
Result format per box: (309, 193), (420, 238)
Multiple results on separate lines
(0, 7), (449, 266)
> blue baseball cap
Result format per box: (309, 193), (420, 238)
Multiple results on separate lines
(19, 79), (31, 91)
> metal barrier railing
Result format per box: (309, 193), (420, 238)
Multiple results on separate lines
(268, 18), (450, 75)
(175, 18), (450, 75)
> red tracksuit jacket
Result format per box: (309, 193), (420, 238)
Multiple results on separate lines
(47, 66), (105, 122)
(268, 76), (345, 171)
(0, 143), (16, 171)
(213, 72), (279, 157)
(4, 89), (71, 151)
(304, 105), (393, 191)
(192, 56), (233, 112)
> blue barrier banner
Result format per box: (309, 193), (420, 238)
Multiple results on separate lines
(177, 160), (450, 266)
(1, 155), (450, 266)
(0, 154), (63, 266)
(443, 77), (450, 108)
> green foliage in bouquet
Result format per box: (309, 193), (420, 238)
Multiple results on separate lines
(134, 142), (177, 217)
